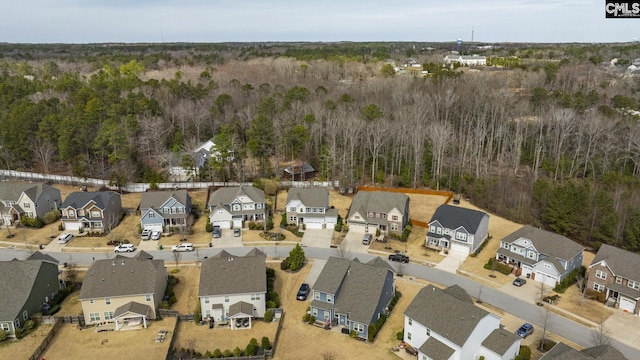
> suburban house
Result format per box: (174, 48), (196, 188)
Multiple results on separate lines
(208, 186), (267, 229)
(139, 190), (192, 233)
(541, 342), (626, 360)
(169, 138), (233, 181)
(60, 191), (122, 232)
(0, 182), (62, 225)
(0, 259), (64, 337)
(587, 244), (640, 314)
(282, 163), (315, 181)
(285, 187), (338, 229)
(310, 257), (395, 340)
(404, 285), (521, 360)
(198, 248), (267, 329)
(78, 254), (167, 330)
(496, 225), (584, 287)
(426, 204), (490, 255)
(443, 54), (487, 66)
(346, 191), (410, 235)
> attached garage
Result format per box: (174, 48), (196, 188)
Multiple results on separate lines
(348, 222), (366, 232)
(213, 220), (232, 229)
(304, 220), (324, 229)
(64, 222), (82, 231)
(233, 219), (242, 229)
(619, 297), (636, 313)
(144, 223), (163, 232)
(450, 242), (470, 255)
(534, 271), (558, 287)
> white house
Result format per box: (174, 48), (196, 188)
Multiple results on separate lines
(198, 248), (267, 330)
(404, 285), (520, 360)
(444, 54), (487, 66)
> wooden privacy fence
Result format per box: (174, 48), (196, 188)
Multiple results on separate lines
(28, 317), (62, 360)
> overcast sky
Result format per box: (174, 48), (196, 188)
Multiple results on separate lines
(0, 0), (638, 44)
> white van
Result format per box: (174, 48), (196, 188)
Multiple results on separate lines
(362, 233), (373, 245)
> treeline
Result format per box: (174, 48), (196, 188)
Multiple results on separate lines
(1, 43), (640, 251)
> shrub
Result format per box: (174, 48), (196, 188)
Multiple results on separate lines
(516, 345), (531, 360)
(302, 314), (311, 323)
(264, 310), (274, 322)
(261, 336), (271, 350)
(205, 217), (213, 232)
(14, 328), (21, 339)
(396, 330), (403, 341)
(45, 304), (60, 315)
(308, 315), (316, 325)
(266, 216), (274, 231)
(20, 215), (44, 228)
(280, 257), (290, 270)
(212, 349), (222, 358)
(349, 330), (358, 338)
(484, 258), (512, 275)
(586, 289), (607, 302)
(222, 349), (233, 357)
(58, 223), (64, 231)
(553, 266), (586, 293)
(44, 209), (61, 224)
(0, 330), (6, 341)
(233, 346), (242, 357)
(334, 214), (343, 232)
(288, 243), (305, 271)
(280, 212), (288, 227)
(246, 338), (259, 356)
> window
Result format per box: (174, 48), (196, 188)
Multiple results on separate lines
(593, 283), (605, 292)
(596, 270), (607, 280)
(224, 296), (229, 303)
(324, 313), (329, 320)
(23, 203), (30, 208)
(392, 215), (398, 221)
(104, 312), (114, 320)
(616, 277), (623, 284)
(146, 294), (152, 302)
(353, 323), (364, 332)
(527, 251), (536, 259)
(251, 294), (261, 301)
(408, 318), (412, 325)
(407, 332), (412, 340)
(376, 213), (380, 218)
(455, 232), (467, 241)
(312, 308), (318, 316)
(69, 210), (75, 217)
(436, 227), (442, 235)
(105, 298), (111, 305)
(306, 208), (311, 213)
(91, 210), (100, 218)
(426, 328), (431, 336)
(430, 225), (435, 232)
(0, 323), (9, 332)
(149, 213), (155, 218)
(90, 313), (101, 322)
(23, 310), (28, 321)
(391, 223), (398, 231)
(628, 280), (640, 290)
(289, 207), (296, 212)
(89, 299), (94, 304)
(502, 242), (509, 249)
(204, 297), (210, 304)
(14, 319), (20, 329)
(290, 216), (297, 222)
(327, 295), (332, 303)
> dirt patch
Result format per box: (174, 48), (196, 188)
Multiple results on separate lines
(39, 318), (175, 360)
(167, 265), (201, 315)
(0, 323), (54, 360)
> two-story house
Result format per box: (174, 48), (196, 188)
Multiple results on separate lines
(0, 182), (62, 226)
(310, 257), (395, 340)
(346, 191), (409, 235)
(404, 285), (521, 360)
(426, 204), (490, 255)
(285, 187), (338, 229)
(496, 225), (584, 287)
(588, 244), (640, 314)
(169, 138), (234, 181)
(208, 186), (266, 229)
(198, 248), (267, 329)
(0, 259), (63, 338)
(60, 191), (122, 232)
(78, 253), (167, 330)
(139, 190), (192, 233)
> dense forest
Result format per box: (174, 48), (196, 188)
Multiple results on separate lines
(1, 42), (640, 251)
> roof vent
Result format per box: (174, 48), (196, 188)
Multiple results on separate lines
(121, 260), (125, 265)
(112, 261), (115, 266)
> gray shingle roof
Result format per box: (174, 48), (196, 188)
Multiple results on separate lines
(404, 285), (489, 347)
(312, 257), (351, 294)
(199, 248), (267, 296)
(541, 342), (627, 360)
(27, 251), (59, 264)
(590, 244), (640, 281)
(367, 257), (395, 272)
(347, 191), (409, 220)
(207, 186), (265, 207)
(428, 204), (488, 234)
(0, 260), (58, 321)
(140, 190), (189, 210)
(581, 344), (627, 359)
(501, 225), (584, 262)
(286, 188), (329, 208)
(79, 257), (165, 300)
(0, 182), (53, 202)
(62, 191), (118, 210)
(229, 301), (254, 317)
(332, 260), (393, 324)
(481, 328), (520, 356)
(418, 336), (456, 360)
(114, 301), (150, 318)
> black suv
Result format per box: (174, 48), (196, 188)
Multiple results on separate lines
(388, 253), (410, 263)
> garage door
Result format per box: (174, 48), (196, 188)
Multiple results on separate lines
(144, 223), (163, 232)
(534, 272), (557, 287)
(450, 242), (470, 255)
(348, 222), (366, 232)
(305, 222), (323, 229)
(620, 297), (636, 313)
(233, 219), (243, 228)
(64, 222), (81, 231)
(213, 220), (231, 229)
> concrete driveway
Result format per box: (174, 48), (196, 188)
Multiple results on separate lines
(304, 259), (326, 288)
(340, 229), (371, 255)
(211, 229), (242, 248)
(604, 311), (640, 349)
(434, 251), (467, 273)
(301, 229), (333, 248)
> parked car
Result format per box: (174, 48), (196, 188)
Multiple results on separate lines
(516, 323), (534, 338)
(141, 229), (152, 240)
(114, 243), (136, 253)
(296, 283), (310, 301)
(171, 243), (194, 252)
(513, 278), (527, 287)
(57, 233), (74, 244)
(388, 253), (410, 263)
(362, 233), (373, 245)
(233, 228), (241, 237)
(212, 226), (222, 238)
(151, 231), (161, 240)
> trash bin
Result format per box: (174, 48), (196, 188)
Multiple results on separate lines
(209, 242), (212, 247)
(39, 244), (44, 250)
(158, 244), (163, 250)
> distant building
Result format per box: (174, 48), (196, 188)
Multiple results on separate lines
(444, 54), (487, 66)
